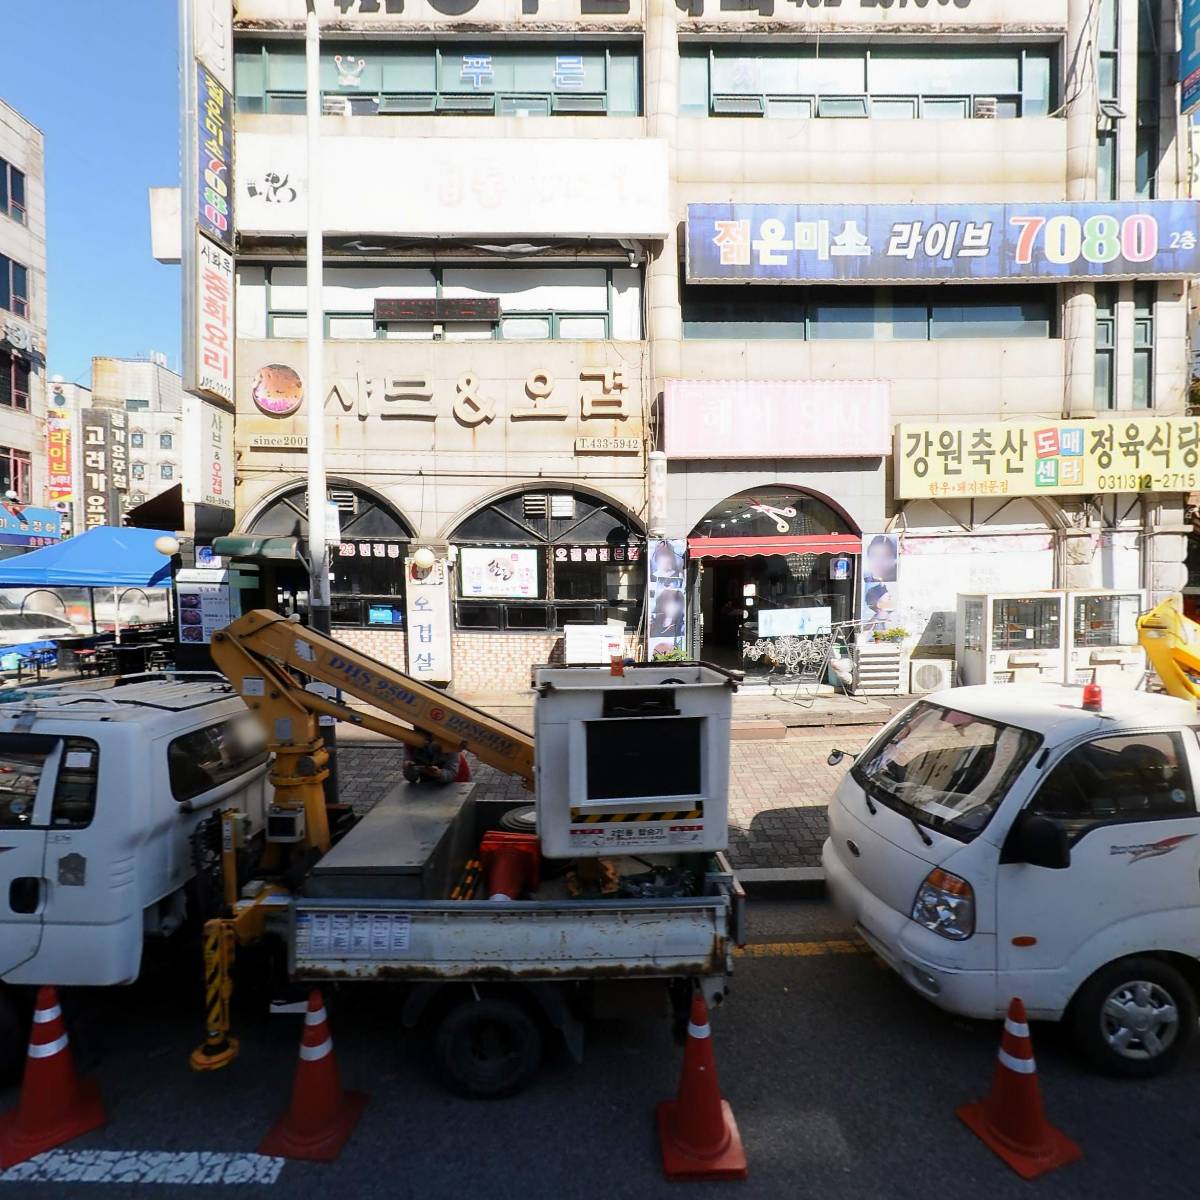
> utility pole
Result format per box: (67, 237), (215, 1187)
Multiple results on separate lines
(305, 0), (330, 636)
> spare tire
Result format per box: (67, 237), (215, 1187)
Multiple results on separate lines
(434, 995), (542, 1098)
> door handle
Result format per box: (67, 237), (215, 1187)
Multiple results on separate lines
(9, 876), (41, 915)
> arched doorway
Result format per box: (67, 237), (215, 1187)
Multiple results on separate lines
(246, 482), (413, 627)
(688, 487), (861, 675)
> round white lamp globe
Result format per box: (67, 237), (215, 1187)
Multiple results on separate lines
(412, 547), (436, 571)
(154, 536), (181, 557)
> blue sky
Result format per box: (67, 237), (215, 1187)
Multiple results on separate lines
(1, 1), (181, 385)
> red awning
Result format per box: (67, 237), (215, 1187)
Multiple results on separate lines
(687, 535), (861, 560)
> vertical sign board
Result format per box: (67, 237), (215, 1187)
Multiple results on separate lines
(192, 0), (233, 89)
(46, 383), (74, 534)
(195, 235), (234, 404)
(405, 559), (453, 684)
(196, 65), (234, 253)
(647, 539), (687, 659)
(81, 409), (129, 531)
(182, 395), (235, 510)
(1184, 0), (1200, 115)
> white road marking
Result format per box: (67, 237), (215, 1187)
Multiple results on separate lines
(0, 1150), (285, 1186)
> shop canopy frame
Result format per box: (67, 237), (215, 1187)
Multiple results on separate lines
(687, 534), (862, 560)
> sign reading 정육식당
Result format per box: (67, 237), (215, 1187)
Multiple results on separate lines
(896, 418), (1200, 500)
(197, 64), (233, 253)
(1185, 0), (1200, 115)
(686, 202), (1200, 284)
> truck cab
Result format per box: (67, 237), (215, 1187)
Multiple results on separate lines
(823, 684), (1200, 1077)
(0, 674), (270, 1074)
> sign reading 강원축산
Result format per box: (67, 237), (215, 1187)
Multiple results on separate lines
(687, 202), (1200, 284)
(896, 419), (1200, 500)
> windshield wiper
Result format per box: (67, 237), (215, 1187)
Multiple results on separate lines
(908, 813), (933, 847)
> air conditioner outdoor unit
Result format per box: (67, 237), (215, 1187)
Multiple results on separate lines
(973, 96), (998, 119)
(910, 658), (957, 695)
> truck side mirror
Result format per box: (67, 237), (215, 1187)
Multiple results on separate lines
(827, 750), (845, 767)
(1010, 812), (1071, 871)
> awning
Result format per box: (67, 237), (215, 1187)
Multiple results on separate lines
(125, 484), (184, 532)
(688, 535), (862, 560)
(0, 527), (174, 587)
(212, 535), (303, 563)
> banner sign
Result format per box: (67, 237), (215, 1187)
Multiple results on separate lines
(647, 538), (687, 659)
(195, 236), (234, 403)
(861, 533), (900, 633)
(459, 546), (539, 598)
(896, 418), (1200, 500)
(1185, 0), (1200, 115)
(0, 506), (61, 548)
(182, 395), (234, 510)
(686, 201), (1200, 284)
(196, 65), (233, 252)
(405, 558), (452, 683)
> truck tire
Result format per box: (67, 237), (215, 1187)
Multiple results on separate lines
(433, 996), (542, 1099)
(0, 988), (27, 1087)
(1071, 956), (1198, 1079)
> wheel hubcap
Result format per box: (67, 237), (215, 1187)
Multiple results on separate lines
(1100, 980), (1180, 1060)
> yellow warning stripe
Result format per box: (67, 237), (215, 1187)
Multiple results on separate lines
(735, 939), (870, 959)
(570, 808), (704, 824)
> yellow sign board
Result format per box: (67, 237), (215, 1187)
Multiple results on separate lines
(895, 418), (1200, 500)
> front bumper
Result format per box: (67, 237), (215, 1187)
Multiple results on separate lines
(822, 837), (997, 1020)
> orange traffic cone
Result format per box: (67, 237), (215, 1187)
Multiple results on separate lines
(259, 990), (367, 1163)
(656, 992), (747, 1182)
(957, 997), (1081, 1180)
(454, 753), (471, 783)
(0, 986), (105, 1168)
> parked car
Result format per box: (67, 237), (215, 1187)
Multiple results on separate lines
(0, 611), (79, 647)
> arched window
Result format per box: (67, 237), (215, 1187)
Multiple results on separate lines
(451, 488), (643, 632)
(691, 487), (856, 541)
(248, 483), (412, 628)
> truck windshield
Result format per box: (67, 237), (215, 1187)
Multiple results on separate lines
(851, 702), (1041, 840)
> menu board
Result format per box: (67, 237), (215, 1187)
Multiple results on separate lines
(175, 568), (234, 644)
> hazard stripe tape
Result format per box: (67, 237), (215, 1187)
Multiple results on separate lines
(570, 809), (704, 824)
(27, 1034), (68, 1059)
(299, 1038), (332, 1062)
(32, 1004), (62, 1024)
(998, 1048), (1036, 1074)
(687, 1021), (711, 1039)
(304, 1007), (327, 1027)
(0, 1149), (285, 1186)
(1004, 1018), (1030, 1038)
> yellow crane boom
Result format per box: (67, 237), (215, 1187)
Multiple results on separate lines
(1137, 597), (1200, 704)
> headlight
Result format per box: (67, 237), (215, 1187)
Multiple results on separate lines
(911, 868), (975, 941)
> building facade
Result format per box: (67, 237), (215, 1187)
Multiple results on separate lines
(0, 100), (47, 510)
(224, 0), (1193, 691)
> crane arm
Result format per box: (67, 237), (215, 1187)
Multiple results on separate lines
(211, 609), (535, 786)
(1137, 597), (1200, 704)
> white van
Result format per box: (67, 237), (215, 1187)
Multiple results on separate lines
(0, 674), (270, 1078)
(823, 684), (1200, 1077)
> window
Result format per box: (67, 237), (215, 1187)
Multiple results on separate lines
(991, 597), (1061, 650)
(0, 255), (29, 319)
(1030, 732), (1195, 838)
(236, 42), (641, 118)
(1094, 284), (1116, 409)
(681, 44), (1056, 119)
(168, 716), (269, 803)
(0, 447), (32, 503)
(0, 158), (26, 224)
(1135, 0), (1160, 198)
(683, 284), (1055, 341)
(132, 463), (146, 481)
(125, 398), (150, 412)
(160, 464), (174, 481)
(1097, 131), (1118, 201)
(962, 601), (984, 652)
(251, 263), (638, 342)
(1133, 282), (1155, 409)
(0, 735), (99, 830)
(0, 351), (30, 411)
(1099, 0), (1120, 101)
(159, 433), (173, 450)
(130, 432), (145, 448)
(452, 490), (644, 631)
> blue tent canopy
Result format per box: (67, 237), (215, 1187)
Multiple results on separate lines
(0, 527), (175, 588)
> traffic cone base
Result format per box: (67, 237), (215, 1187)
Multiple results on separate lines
(0, 1078), (105, 1169)
(657, 1098), (747, 1182)
(957, 1099), (1081, 1181)
(259, 1090), (367, 1164)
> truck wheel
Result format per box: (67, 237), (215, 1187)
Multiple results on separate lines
(434, 996), (542, 1099)
(1071, 956), (1197, 1078)
(0, 989), (27, 1087)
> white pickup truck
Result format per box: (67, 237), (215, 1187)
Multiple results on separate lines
(824, 683), (1200, 1077)
(0, 673), (270, 1080)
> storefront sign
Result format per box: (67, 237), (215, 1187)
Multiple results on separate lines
(176, 569), (233, 645)
(81, 410), (128, 531)
(193, 0), (233, 89)
(182, 395), (234, 510)
(0, 316), (41, 365)
(375, 298), (500, 324)
(1185, 0), (1200, 114)
(249, 433), (309, 449)
(575, 437), (642, 454)
(861, 533), (900, 633)
(459, 547), (539, 598)
(405, 558), (452, 683)
(553, 543), (641, 564)
(195, 236), (234, 404)
(0, 506), (61, 548)
(196, 66), (233, 252)
(687, 202), (1200, 284)
(237, 134), (670, 240)
(251, 365), (304, 417)
(647, 538), (687, 658)
(663, 379), (890, 458)
(237, 0), (637, 24)
(46, 387), (73, 514)
(897, 418), (1200, 499)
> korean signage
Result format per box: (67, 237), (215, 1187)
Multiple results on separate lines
(195, 235), (234, 403)
(686, 202), (1200, 284)
(236, 0), (636, 23)
(46, 386), (73, 521)
(553, 543), (642, 566)
(405, 558), (452, 684)
(896, 418), (1200, 500)
(459, 547), (539, 598)
(196, 65), (233, 252)
(193, 0), (232, 89)
(1185, 0), (1200, 115)
(0, 506), (61, 549)
(664, 379), (890, 459)
(81, 409), (128, 530)
(182, 395), (234, 510)
(647, 539), (687, 659)
(176, 569), (233, 645)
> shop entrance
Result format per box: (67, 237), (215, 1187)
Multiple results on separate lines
(689, 488), (861, 682)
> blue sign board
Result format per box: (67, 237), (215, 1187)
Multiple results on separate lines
(1185, 0), (1200, 115)
(0, 506), (62, 549)
(196, 64), (233, 252)
(686, 202), (1200, 285)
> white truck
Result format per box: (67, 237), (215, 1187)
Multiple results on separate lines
(824, 683), (1200, 1077)
(0, 673), (272, 1081)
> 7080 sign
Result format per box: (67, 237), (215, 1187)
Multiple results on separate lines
(1011, 213), (1189, 266)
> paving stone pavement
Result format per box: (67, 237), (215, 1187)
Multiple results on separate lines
(334, 728), (877, 869)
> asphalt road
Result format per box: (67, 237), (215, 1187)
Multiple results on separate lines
(2, 898), (1197, 1199)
